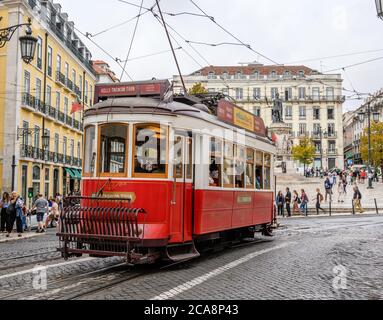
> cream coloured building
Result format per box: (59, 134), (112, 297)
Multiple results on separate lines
(173, 63), (345, 171)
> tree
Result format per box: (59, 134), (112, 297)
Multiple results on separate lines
(291, 137), (316, 175)
(360, 121), (383, 182)
(188, 82), (208, 95)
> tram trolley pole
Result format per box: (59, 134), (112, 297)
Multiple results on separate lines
(374, 198), (379, 215)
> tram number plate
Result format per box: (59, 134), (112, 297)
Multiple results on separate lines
(237, 196), (252, 204)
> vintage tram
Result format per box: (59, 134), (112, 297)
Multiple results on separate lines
(58, 80), (276, 264)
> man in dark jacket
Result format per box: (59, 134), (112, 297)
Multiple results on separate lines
(285, 188), (292, 217)
(324, 177), (332, 202)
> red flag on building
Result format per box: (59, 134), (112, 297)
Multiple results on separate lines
(71, 101), (83, 114)
(272, 133), (278, 143)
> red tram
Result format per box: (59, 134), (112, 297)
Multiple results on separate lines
(58, 80), (276, 264)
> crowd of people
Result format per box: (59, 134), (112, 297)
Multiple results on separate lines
(0, 192), (65, 238)
(276, 169), (368, 218)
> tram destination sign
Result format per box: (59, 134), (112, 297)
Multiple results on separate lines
(94, 80), (171, 103)
(217, 99), (266, 137)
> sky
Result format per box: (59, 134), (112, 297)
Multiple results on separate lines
(59, 0), (383, 112)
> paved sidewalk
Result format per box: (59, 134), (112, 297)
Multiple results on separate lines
(0, 232), (44, 243)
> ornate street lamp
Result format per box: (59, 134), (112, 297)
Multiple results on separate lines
(373, 111), (380, 122)
(376, 0), (383, 19)
(0, 17), (37, 64)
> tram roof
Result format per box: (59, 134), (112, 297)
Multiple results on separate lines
(86, 97), (272, 144)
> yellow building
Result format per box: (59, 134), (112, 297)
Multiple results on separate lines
(0, 0), (96, 205)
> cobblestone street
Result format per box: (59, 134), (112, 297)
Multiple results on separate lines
(0, 214), (382, 300)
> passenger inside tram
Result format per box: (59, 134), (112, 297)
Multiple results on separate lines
(209, 161), (220, 186)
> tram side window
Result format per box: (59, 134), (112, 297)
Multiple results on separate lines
(84, 126), (96, 175)
(209, 138), (222, 187)
(256, 151), (264, 190)
(186, 137), (193, 180)
(99, 124), (127, 175)
(264, 153), (271, 190)
(246, 149), (255, 189)
(235, 146), (246, 189)
(223, 142), (235, 188)
(133, 124), (167, 177)
(174, 136), (183, 179)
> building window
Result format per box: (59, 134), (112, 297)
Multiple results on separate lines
(234, 71), (243, 80)
(284, 88), (292, 101)
(270, 71), (277, 79)
(251, 71), (259, 79)
(285, 106), (293, 119)
(209, 137), (222, 187)
(37, 37), (42, 69)
(312, 87), (320, 100)
(34, 125), (40, 149)
(328, 107), (334, 120)
(222, 72), (229, 80)
(254, 108), (261, 117)
(284, 71), (291, 78)
(313, 107), (320, 120)
(72, 69), (76, 85)
(70, 139), (74, 160)
(271, 87), (278, 99)
(77, 141), (81, 160)
(54, 134), (59, 154)
(22, 121), (29, 146)
(299, 123), (307, 136)
(174, 136), (183, 179)
(326, 87), (334, 100)
(56, 92), (60, 112)
(133, 124), (168, 178)
(253, 88), (261, 100)
(64, 97), (68, 117)
(299, 106), (306, 119)
(84, 126), (95, 175)
(64, 62), (69, 79)
(57, 54), (61, 74)
(79, 74), (83, 93)
(24, 71), (31, 94)
(47, 46), (53, 76)
(298, 87), (306, 100)
(328, 141), (336, 152)
(328, 123), (335, 137)
(35, 78), (41, 107)
(207, 72), (216, 79)
(235, 88), (243, 100)
(314, 142), (321, 153)
(63, 137), (67, 158)
(313, 123), (322, 136)
(299, 70), (305, 77)
(46, 85), (52, 107)
(33, 166), (41, 180)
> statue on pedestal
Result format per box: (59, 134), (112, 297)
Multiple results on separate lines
(272, 93), (283, 123)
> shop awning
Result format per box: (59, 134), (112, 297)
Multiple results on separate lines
(64, 168), (76, 179)
(72, 169), (82, 179)
(345, 152), (354, 159)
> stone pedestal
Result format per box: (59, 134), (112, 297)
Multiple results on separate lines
(268, 122), (293, 174)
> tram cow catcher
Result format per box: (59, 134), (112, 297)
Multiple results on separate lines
(58, 80), (276, 264)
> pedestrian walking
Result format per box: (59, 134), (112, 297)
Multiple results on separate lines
(45, 198), (59, 229)
(312, 188), (325, 215)
(292, 190), (300, 215)
(300, 189), (309, 216)
(276, 191), (285, 217)
(324, 177), (332, 202)
(285, 188), (292, 217)
(31, 194), (49, 233)
(337, 181), (345, 203)
(6, 191), (24, 238)
(0, 192), (10, 233)
(353, 186), (364, 213)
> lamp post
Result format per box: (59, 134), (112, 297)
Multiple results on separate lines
(0, 17), (37, 63)
(376, 0), (383, 19)
(358, 103), (379, 189)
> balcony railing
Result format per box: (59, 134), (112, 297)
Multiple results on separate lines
(56, 71), (66, 86)
(327, 149), (338, 155)
(21, 93), (83, 132)
(21, 145), (82, 168)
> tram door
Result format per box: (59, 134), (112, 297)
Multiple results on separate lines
(170, 133), (193, 243)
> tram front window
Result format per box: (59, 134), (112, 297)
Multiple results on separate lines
(99, 124), (127, 175)
(133, 124), (167, 177)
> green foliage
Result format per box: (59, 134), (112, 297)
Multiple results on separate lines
(188, 83), (208, 95)
(291, 137), (316, 166)
(361, 121), (383, 169)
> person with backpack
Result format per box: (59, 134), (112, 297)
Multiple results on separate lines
(300, 189), (309, 216)
(313, 188), (325, 215)
(324, 177), (332, 202)
(353, 186), (364, 213)
(6, 191), (24, 238)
